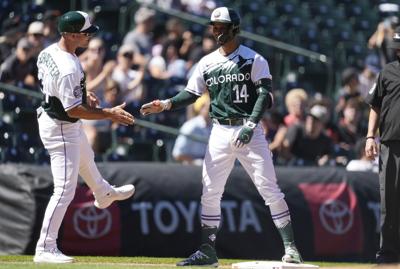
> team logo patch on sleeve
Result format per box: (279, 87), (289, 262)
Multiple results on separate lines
(73, 86), (83, 98)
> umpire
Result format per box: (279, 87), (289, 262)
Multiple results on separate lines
(365, 26), (400, 264)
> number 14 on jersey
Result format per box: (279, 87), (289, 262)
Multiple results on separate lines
(232, 84), (249, 103)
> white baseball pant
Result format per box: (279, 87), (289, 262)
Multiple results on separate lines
(35, 110), (110, 252)
(200, 123), (287, 227)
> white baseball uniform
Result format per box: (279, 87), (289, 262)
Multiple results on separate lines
(35, 43), (112, 252)
(185, 45), (289, 228)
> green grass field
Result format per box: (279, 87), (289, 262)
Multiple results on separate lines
(0, 256), (381, 269)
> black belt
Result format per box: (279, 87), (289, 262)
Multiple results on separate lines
(212, 118), (247, 126)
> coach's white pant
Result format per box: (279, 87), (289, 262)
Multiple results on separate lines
(201, 124), (285, 226)
(35, 112), (110, 253)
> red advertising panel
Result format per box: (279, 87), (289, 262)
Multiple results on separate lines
(298, 182), (363, 255)
(61, 185), (121, 255)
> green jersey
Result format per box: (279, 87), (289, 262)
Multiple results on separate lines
(186, 45), (272, 120)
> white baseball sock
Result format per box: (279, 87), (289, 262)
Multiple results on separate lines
(269, 198), (291, 228)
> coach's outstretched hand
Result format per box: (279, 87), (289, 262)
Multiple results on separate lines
(105, 102), (134, 126)
(140, 99), (170, 116)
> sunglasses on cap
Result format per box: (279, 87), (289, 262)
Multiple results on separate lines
(79, 32), (93, 37)
(63, 32), (93, 37)
(61, 32), (94, 38)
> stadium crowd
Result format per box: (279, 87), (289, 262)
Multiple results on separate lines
(0, 0), (392, 172)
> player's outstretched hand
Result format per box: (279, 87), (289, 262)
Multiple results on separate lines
(105, 102), (134, 126)
(140, 100), (168, 116)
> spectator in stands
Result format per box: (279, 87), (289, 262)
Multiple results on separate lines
(164, 39), (188, 80)
(187, 32), (217, 73)
(102, 78), (121, 107)
(140, 0), (183, 10)
(80, 37), (116, 102)
(27, 21), (45, 57)
(111, 44), (145, 106)
(0, 16), (26, 63)
(283, 88), (308, 127)
(368, 4), (399, 66)
(346, 139), (378, 173)
(0, 37), (37, 87)
(123, 6), (156, 58)
(148, 43), (166, 79)
(359, 54), (381, 99)
(282, 104), (334, 166)
(165, 17), (185, 45)
(162, 19), (198, 62)
(172, 93), (211, 165)
(85, 78), (122, 155)
(148, 39), (187, 81)
(181, 0), (216, 16)
(261, 110), (287, 163)
(335, 67), (361, 117)
(333, 98), (364, 156)
(80, 37), (116, 149)
(42, 10), (61, 48)
(147, 39), (188, 104)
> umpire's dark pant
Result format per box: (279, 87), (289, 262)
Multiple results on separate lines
(378, 141), (400, 262)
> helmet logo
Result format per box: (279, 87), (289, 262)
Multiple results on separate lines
(214, 10), (221, 18)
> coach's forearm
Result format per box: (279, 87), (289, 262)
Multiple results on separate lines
(67, 104), (112, 120)
(169, 90), (199, 110)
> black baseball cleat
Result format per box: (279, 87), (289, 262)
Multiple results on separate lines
(376, 253), (399, 264)
(176, 244), (218, 267)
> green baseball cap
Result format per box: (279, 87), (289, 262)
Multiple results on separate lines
(58, 11), (99, 34)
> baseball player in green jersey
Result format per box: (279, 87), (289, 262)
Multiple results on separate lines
(140, 7), (302, 267)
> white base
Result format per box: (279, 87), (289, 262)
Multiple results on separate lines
(232, 261), (319, 269)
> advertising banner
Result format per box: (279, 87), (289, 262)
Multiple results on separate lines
(0, 163), (380, 262)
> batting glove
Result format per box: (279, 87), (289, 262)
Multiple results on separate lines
(140, 99), (171, 116)
(233, 121), (257, 148)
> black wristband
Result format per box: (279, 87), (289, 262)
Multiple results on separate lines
(366, 136), (375, 140)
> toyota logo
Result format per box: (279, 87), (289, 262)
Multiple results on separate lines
(319, 199), (353, 235)
(73, 206), (112, 239)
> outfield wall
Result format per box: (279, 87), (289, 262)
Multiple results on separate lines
(0, 163), (379, 262)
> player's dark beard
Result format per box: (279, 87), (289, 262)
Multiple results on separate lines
(217, 33), (229, 44)
(214, 23), (234, 45)
(216, 30), (233, 45)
